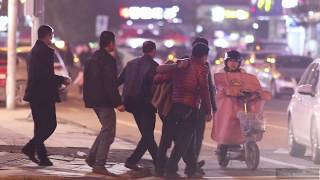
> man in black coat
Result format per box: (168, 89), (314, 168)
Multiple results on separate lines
(83, 31), (125, 176)
(22, 25), (70, 166)
(118, 41), (159, 170)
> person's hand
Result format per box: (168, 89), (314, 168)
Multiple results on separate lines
(177, 60), (189, 69)
(116, 105), (125, 112)
(63, 77), (71, 86)
(205, 114), (213, 122)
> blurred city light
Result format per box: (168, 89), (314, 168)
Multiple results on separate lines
(164, 39), (175, 48)
(126, 20), (133, 26)
(244, 34), (255, 43)
(0, 16), (8, 31)
(196, 25), (203, 33)
(54, 40), (65, 49)
(214, 30), (224, 38)
(214, 38), (229, 48)
(211, 6), (225, 22)
(282, 0), (298, 9)
(119, 6), (179, 20)
(252, 22), (259, 29)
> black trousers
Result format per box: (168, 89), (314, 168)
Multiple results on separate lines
(24, 102), (57, 161)
(126, 105), (158, 165)
(194, 108), (206, 160)
(157, 108), (205, 172)
(156, 114), (176, 171)
(165, 103), (198, 174)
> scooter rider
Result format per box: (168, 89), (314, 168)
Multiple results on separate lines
(212, 50), (246, 160)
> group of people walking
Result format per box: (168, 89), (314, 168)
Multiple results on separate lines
(21, 25), (250, 178)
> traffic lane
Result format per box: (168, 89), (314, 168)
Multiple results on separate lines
(56, 99), (320, 177)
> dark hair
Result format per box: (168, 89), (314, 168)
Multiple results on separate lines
(192, 37), (209, 46)
(142, 41), (156, 53)
(192, 42), (209, 58)
(38, 25), (53, 39)
(99, 31), (115, 49)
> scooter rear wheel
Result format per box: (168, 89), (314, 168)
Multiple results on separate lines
(245, 141), (260, 170)
(217, 145), (229, 168)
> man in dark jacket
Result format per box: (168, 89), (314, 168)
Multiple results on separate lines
(22, 25), (70, 166)
(83, 31), (124, 176)
(118, 41), (159, 170)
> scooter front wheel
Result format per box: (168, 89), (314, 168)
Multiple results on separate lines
(245, 141), (260, 170)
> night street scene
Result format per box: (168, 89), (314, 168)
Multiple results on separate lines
(1, 0), (320, 179)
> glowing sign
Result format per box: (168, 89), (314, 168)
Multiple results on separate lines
(119, 6), (179, 20)
(257, 0), (273, 12)
(211, 7), (249, 22)
(250, 0), (282, 16)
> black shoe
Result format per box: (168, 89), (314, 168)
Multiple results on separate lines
(187, 171), (204, 178)
(197, 160), (205, 168)
(164, 172), (181, 179)
(21, 146), (39, 164)
(124, 162), (141, 171)
(39, 159), (53, 166)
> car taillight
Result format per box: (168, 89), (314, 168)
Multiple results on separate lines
(0, 74), (6, 79)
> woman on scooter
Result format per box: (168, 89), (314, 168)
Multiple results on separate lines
(212, 50), (246, 161)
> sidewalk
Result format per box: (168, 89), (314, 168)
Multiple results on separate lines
(0, 107), (157, 179)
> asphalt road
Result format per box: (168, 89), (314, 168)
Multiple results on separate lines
(56, 91), (320, 179)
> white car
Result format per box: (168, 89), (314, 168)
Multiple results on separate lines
(287, 58), (320, 164)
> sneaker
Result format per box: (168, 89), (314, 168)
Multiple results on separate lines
(92, 166), (117, 177)
(125, 162), (141, 171)
(39, 159), (53, 166)
(21, 146), (39, 164)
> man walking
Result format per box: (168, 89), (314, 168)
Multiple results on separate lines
(118, 41), (159, 170)
(22, 25), (71, 166)
(83, 31), (124, 176)
(164, 43), (212, 178)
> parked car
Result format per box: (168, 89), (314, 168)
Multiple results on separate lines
(0, 46), (69, 106)
(242, 52), (312, 97)
(287, 59), (320, 164)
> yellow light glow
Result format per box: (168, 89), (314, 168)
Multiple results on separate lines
(249, 57), (255, 63)
(264, 67), (270, 73)
(245, 60), (250, 65)
(273, 72), (281, 79)
(256, 45), (261, 51)
(258, 0), (265, 9)
(54, 40), (65, 49)
(215, 59), (221, 65)
(168, 54), (175, 61)
(265, 0), (273, 12)
(73, 55), (80, 63)
(224, 9), (249, 20)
